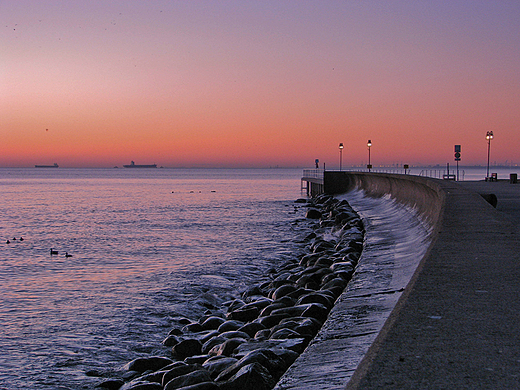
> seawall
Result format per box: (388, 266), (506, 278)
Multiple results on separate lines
(277, 172), (520, 389)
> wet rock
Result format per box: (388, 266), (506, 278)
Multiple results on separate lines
(184, 355), (211, 365)
(235, 339), (307, 357)
(164, 370), (212, 390)
(182, 322), (205, 333)
(174, 383), (219, 390)
(200, 316), (226, 330)
(296, 292), (334, 309)
(202, 336), (227, 354)
(305, 208), (322, 219)
(197, 330), (221, 344)
(124, 356), (174, 373)
(202, 356), (238, 378)
(270, 328), (303, 339)
(220, 362), (275, 390)
(254, 328), (271, 340)
(163, 335), (181, 347)
(217, 320), (244, 333)
(271, 284), (298, 301)
(95, 378), (125, 389)
(120, 381), (163, 390)
(227, 306), (259, 322)
(219, 330), (250, 340)
(172, 339), (202, 359)
(162, 364), (201, 386)
(209, 337), (247, 356)
(216, 348), (286, 382)
(237, 322), (265, 338)
(255, 313), (292, 328)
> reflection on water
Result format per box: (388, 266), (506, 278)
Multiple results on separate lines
(0, 168), (304, 389)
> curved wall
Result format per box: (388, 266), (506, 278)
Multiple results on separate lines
(324, 171), (445, 228)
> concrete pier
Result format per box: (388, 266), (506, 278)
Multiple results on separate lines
(282, 172), (520, 389)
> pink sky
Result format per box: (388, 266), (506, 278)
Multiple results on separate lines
(2, 1), (519, 168)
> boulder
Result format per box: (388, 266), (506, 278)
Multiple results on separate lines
(119, 381), (163, 390)
(217, 320), (244, 333)
(200, 316), (226, 330)
(124, 356), (174, 373)
(305, 208), (322, 219)
(172, 339), (202, 359)
(162, 364), (200, 387)
(221, 363), (275, 390)
(202, 356), (238, 378)
(164, 370), (212, 390)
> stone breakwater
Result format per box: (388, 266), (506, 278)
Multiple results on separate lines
(93, 194), (364, 390)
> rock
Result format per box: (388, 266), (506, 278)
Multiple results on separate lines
(305, 208), (322, 219)
(202, 336), (227, 354)
(198, 330), (221, 344)
(234, 339), (308, 356)
(237, 322), (265, 338)
(124, 356), (174, 373)
(254, 329), (271, 340)
(219, 330), (250, 340)
(269, 328), (303, 339)
(95, 378), (124, 389)
(163, 335), (181, 347)
(184, 355), (211, 365)
(255, 313), (292, 328)
(215, 348), (286, 382)
(217, 320), (244, 333)
(200, 316), (226, 330)
(164, 370), (212, 390)
(162, 364), (200, 387)
(172, 339), (202, 359)
(183, 322), (205, 333)
(173, 383), (219, 390)
(270, 285), (298, 300)
(120, 381), (163, 390)
(227, 306), (260, 322)
(221, 362), (276, 390)
(202, 356), (238, 378)
(209, 337), (247, 356)
(330, 261), (354, 273)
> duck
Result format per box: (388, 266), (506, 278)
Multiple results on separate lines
(19, 237), (24, 241)
(65, 252), (73, 258)
(6, 239), (10, 244)
(50, 248), (59, 255)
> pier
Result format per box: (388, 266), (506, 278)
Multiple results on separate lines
(283, 171), (520, 389)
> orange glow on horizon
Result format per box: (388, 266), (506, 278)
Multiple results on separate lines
(2, 2), (519, 168)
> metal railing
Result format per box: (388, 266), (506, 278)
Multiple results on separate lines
(302, 169), (324, 180)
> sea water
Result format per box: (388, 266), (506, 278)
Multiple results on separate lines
(0, 168), (306, 390)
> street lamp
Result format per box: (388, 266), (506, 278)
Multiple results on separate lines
(486, 131), (493, 180)
(339, 143), (344, 171)
(367, 140), (372, 172)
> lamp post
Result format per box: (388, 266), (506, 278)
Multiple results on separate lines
(367, 140), (372, 172)
(486, 131), (493, 180)
(339, 143), (344, 171)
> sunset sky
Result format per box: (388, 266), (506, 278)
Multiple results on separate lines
(2, 1), (519, 168)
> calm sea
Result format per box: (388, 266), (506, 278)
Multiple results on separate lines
(0, 168), (306, 390)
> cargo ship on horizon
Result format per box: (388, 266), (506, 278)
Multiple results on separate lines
(123, 161), (157, 168)
(35, 163), (59, 168)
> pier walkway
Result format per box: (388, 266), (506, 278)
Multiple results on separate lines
(346, 178), (520, 389)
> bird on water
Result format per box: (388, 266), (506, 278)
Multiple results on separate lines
(50, 248), (58, 255)
(65, 252), (72, 258)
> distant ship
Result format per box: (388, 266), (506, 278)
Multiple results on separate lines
(123, 161), (157, 168)
(35, 163), (59, 168)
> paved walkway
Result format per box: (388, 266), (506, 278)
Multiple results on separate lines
(346, 180), (520, 389)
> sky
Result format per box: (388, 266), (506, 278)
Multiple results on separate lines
(2, 1), (519, 168)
